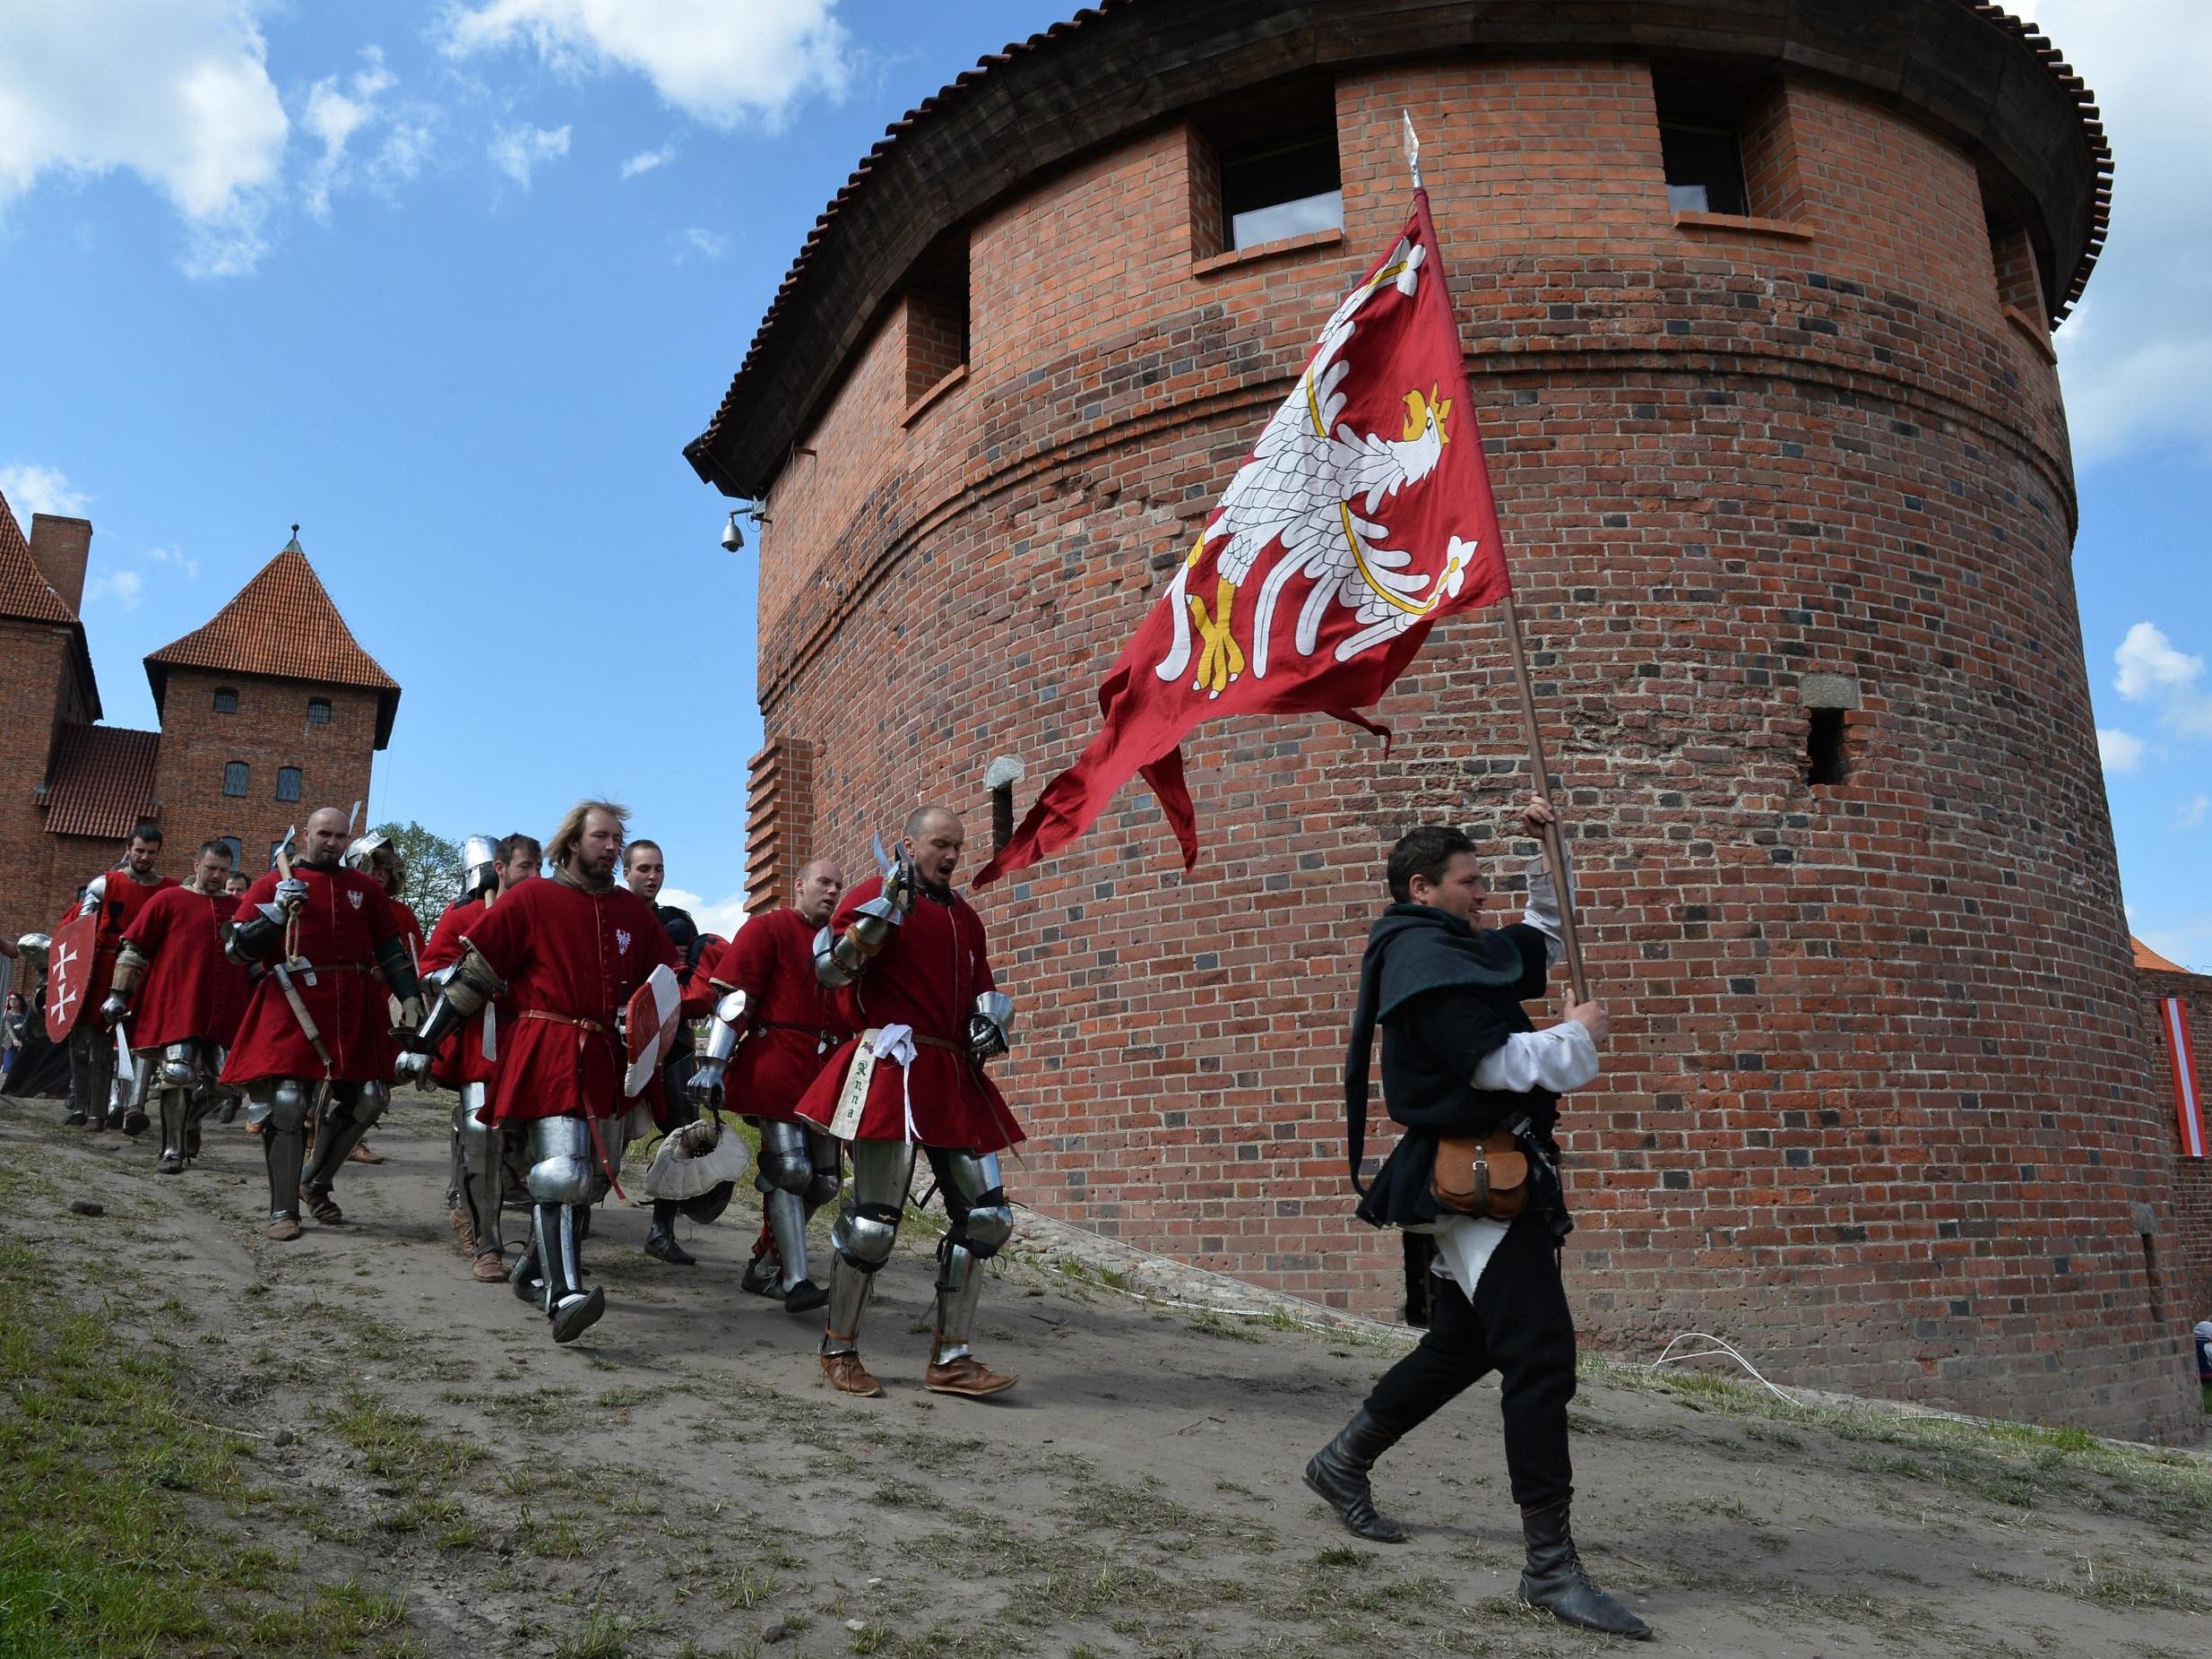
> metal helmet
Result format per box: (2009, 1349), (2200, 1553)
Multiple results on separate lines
(16, 933), (50, 972)
(341, 831), (393, 872)
(461, 834), (499, 898)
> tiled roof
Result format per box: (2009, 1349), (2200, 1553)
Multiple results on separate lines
(42, 724), (160, 840)
(0, 488), (73, 625)
(2133, 937), (2191, 976)
(686, 0), (2113, 498)
(144, 543), (402, 747)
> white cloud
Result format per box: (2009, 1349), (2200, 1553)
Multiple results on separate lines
(620, 144), (675, 178)
(2180, 794), (2210, 830)
(143, 544), (200, 580)
(2140, 913), (2212, 974)
(2097, 726), (2147, 774)
(674, 225), (727, 261)
(488, 122), (569, 187)
(84, 567), (144, 609)
(443, 0), (851, 131)
(0, 1), (287, 276)
(2113, 621), (2212, 737)
(660, 886), (751, 940)
(0, 462), (92, 519)
(302, 48), (399, 221)
(2014, 2), (2212, 466)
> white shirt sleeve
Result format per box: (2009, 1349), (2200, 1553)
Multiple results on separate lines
(1520, 850), (1574, 966)
(1471, 1019), (1600, 1093)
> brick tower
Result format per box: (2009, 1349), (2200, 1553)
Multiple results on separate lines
(687, 2), (2196, 1437)
(0, 504), (399, 940)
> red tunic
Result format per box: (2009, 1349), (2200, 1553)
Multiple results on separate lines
(792, 877), (1022, 1151)
(76, 872), (179, 1007)
(706, 908), (852, 1126)
(120, 888), (250, 1049)
(220, 865), (406, 1085)
(462, 876), (679, 1126)
(423, 895), (499, 1089)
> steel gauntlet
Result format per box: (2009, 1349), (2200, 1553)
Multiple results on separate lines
(687, 989), (748, 1103)
(967, 991), (1014, 1065)
(816, 896), (900, 989)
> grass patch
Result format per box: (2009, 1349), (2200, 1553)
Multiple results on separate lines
(0, 1237), (415, 1656)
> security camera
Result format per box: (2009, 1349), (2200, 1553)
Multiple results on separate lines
(721, 509), (744, 553)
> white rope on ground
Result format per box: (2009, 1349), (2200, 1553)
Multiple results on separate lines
(1652, 1331), (1803, 1408)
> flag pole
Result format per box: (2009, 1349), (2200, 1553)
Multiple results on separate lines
(1402, 112), (1593, 1001)
(1500, 593), (1591, 1002)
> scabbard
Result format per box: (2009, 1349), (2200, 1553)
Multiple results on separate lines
(271, 960), (334, 1071)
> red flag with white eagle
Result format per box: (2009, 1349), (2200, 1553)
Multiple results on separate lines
(975, 190), (1511, 888)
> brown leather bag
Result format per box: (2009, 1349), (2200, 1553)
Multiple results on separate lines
(1430, 1130), (1530, 1220)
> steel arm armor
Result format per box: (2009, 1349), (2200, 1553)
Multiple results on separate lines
(687, 989), (748, 1102)
(224, 903), (289, 966)
(101, 941), (151, 1024)
(373, 932), (423, 1004)
(410, 946), (500, 1053)
(968, 990), (1014, 1065)
(815, 896), (900, 989)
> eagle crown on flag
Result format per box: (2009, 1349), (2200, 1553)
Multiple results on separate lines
(976, 190), (1512, 889)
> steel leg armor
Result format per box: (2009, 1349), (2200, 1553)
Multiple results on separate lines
(252, 1078), (311, 1229)
(756, 1120), (842, 1295)
(153, 1041), (198, 1173)
(301, 1081), (389, 1212)
(454, 1084), (505, 1261)
(927, 1150), (1013, 1364)
(68, 1024), (116, 1129)
(822, 1140), (914, 1355)
(520, 1116), (606, 1343)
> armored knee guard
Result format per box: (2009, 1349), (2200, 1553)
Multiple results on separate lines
(522, 1118), (604, 1341)
(754, 1119), (815, 1197)
(254, 1079), (310, 1222)
(524, 1117), (597, 1205)
(803, 1129), (842, 1210)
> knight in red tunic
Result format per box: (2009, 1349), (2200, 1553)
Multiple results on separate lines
(102, 838), (249, 1172)
(687, 857), (852, 1312)
(341, 830), (428, 1169)
(220, 807), (425, 1241)
(61, 820), (178, 1132)
(410, 801), (678, 1344)
(793, 807), (1022, 1399)
(404, 832), (540, 1283)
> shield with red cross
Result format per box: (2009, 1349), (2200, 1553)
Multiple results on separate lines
(44, 907), (99, 1043)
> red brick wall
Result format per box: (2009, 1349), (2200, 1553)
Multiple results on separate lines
(747, 59), (2193, 1439)
(744, 738), (817, 915)
(149, 668), (380, 878)
(0, 618), (75, 943)
(2143, 971), (2212, 1326)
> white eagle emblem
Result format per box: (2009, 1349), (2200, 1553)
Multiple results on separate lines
(615, 929), (632, 955)
(347, 889), (364, 910)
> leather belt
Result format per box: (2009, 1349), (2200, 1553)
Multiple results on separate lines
(914, 1033), (965, 1056)
(518, 1010), (607, 1033)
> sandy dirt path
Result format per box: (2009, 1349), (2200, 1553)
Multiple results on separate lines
(3, 1091), (2207, 1658)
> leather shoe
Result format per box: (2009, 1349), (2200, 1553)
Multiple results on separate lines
(304, 1188), (342, 1225)
(1518, 1498), (1651, 1639)
(348, 1141), (383, 1164)
(924, 1353), (1018, 1398)
(549, 1286), (606, 1344)
(1303, 1409), (1408, 1543)
(448, 1205), (481, 1257)
(644, 1227), (696, 1266)
(471, 1250), (507, 1283)
(782, 1278), (828, 1314)
(266, 1215), (303, 1242)
(821, 1350), (883, 1397)
(739, 1254), (782, 1297)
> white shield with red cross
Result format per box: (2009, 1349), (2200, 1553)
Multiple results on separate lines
(44, 907), (99, 1043)
(622, 963), (683, 1099)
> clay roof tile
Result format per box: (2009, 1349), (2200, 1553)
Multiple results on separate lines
(42, 724), (160, 841)
(0, 489), (73, 626)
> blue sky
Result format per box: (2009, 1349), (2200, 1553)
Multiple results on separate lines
(1, 0), (2204, 961)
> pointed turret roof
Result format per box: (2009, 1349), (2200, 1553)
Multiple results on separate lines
(0, 488), (74, 625)
(144, 532), (401, 747)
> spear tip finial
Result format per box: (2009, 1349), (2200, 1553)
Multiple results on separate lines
(1401, 109), (1422, 191)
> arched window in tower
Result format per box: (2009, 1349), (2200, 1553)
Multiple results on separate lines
(275, 766), (303, 803)
(221, 761), (249, 797)
(212, 687), (239, 713)
(307, 697), (332, 724)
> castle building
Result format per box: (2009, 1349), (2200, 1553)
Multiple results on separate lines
(0, 497), (398, 940)
(688, 0), (2197, 1437)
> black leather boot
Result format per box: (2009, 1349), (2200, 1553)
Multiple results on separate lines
(1518, 1497), (1651, 1638)
(1302, 1409), (1407, 1542)
(644, 1201), (696, 1265)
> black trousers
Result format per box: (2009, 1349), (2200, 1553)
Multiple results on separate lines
(1360, 1213), (1577, 1508)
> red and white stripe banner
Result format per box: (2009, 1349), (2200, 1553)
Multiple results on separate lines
(2163, 998), (2205, 1159)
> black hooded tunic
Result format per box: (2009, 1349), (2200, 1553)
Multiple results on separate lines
(1344, 903), (1566, 1232)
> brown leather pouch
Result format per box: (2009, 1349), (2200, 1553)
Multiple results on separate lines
(1431, 1130), (1530, 1220)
